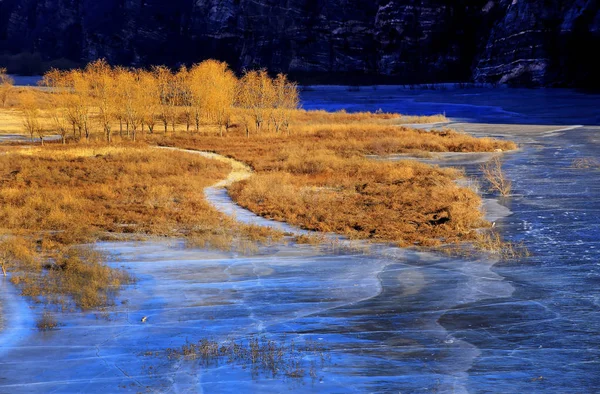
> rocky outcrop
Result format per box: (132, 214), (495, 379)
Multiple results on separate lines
(473, 0), (600, 86)
(0, 0), (598, 86)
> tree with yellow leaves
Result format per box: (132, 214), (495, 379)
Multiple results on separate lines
(153, 66), (177, 135)
(43, 69), (84, 141)
(176, 66), (194, 133)
(188, 60), (237, 136)
(237, 69), (275, 134)
(271, 73), (299, 135)
(41, 69), (70, 144)
(70, 70), (92, 141)
(0, 67), (14, 108)
(86, 60), (117, 143)
(47, 94), (70, 144)
(138, 70), (160, 134)
(115, 68), (145, 141)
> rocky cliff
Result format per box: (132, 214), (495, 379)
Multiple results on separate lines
(0, 0), (598, 86)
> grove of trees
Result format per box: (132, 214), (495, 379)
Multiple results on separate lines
(37, 60), (299, 143)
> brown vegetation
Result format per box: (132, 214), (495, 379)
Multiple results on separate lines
(158, 123), (515, 246)
(166, 336), (329, 381)
(0, 68), (14, 108)
(36, 311), (59, 331)
(481, 157), (512, 196)
(0, 144), (283, 311)
(571, 157), (600, 169)
(0, 59), (520, 278)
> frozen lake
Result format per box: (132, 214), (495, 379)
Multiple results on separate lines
(1, 87), (599, 392)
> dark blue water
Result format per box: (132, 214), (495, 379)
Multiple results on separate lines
(302, 86), (600, 125)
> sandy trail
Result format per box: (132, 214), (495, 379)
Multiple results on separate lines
(156, 146), (252, 188)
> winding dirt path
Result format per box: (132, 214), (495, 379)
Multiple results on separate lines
(157, 146), (253, 188)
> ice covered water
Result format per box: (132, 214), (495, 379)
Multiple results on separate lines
(1, 87), (599, 393)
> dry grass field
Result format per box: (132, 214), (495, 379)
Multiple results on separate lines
(156, 118), (515, 247)
(0, 144), (282, 312)
(0, 62), (520, 319)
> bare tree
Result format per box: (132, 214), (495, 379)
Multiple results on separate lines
(481, 157), (512, 196)
(20, 89), (42, 143)
(48, 94), (70, 144)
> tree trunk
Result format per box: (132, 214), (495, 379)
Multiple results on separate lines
(1, 261), (6, 277)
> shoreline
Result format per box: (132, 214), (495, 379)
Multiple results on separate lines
(0, 278), (34, 357)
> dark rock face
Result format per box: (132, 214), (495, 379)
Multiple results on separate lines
(0, 0), (598, 86)
(473, 0), (600, 87)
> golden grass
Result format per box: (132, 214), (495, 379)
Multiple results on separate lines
(37, 312), (59, 331)
(0, 144), (228, 237)
(289, 110), (447, 125)
(0, 143), (284, 312)
(0, 108), (29, 134)
(154, 117), (516, 247)
(2, 89), (518, 249)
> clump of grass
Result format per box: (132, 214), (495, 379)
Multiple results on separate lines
(36, 311), (59, 331)
(480, 156), (512, 196)
(474, 231), (531, 260)
(571, 157), (600, 169)
(398, 114), (448, 124)
(434, 231), (530, 261)
(185, 222), (284, 254)
(294, 234), (326, 245)
(8, 242), (133, 311)
(166, 336), (330, 381)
